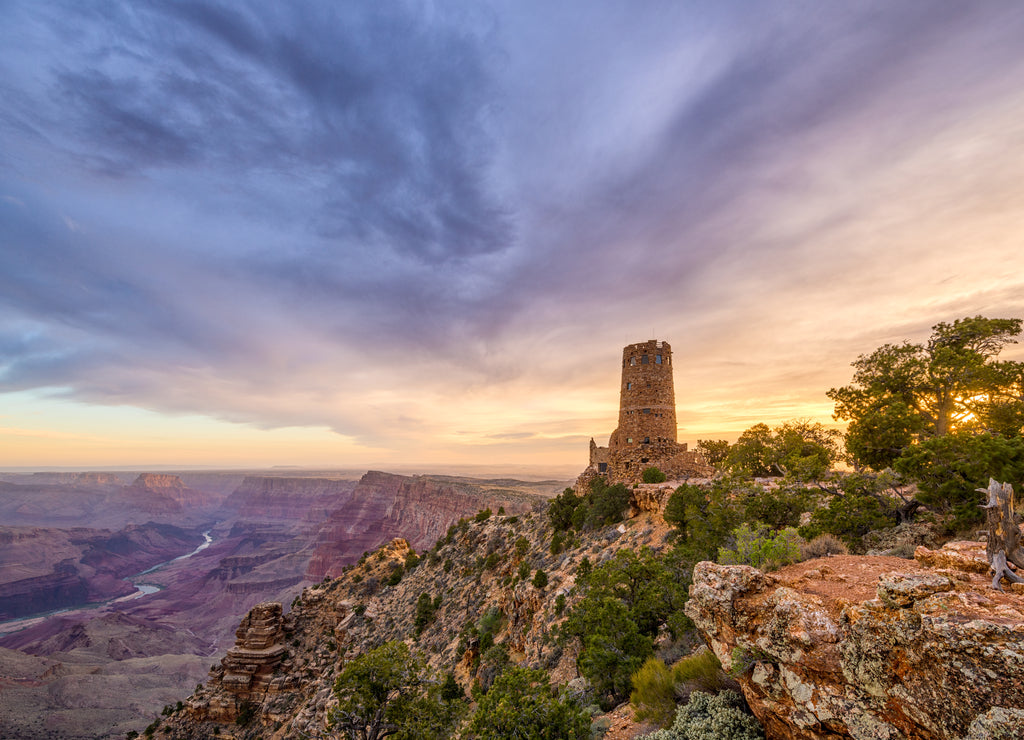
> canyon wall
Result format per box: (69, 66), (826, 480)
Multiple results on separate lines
(304, 470), (538, 578)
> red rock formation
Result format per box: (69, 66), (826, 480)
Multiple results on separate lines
(189, 602), (294, 723)
(221, 476), (355, 521)
(305, 471), (534, 578)
(686, 555), (1024, 739)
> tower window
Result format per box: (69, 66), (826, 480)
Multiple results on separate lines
(644, 437), (650, 444)
(656, 354), (662, 364)
(627, 437), (633, 443)
(598, 462), (607, 473)
(630, 356), (636, 366)
(626, 382), (632, 390)
(643, 408), (650, 414)
(641, 354), (649, 364)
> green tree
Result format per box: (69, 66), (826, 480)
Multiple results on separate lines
(894, 432), (1024, 530)
(726, 421), (839, 480)
(717, 524), (801, 571)
(664, 480), (747, 563)
(829, 316), (1024, 468)
(466, 667), (590, 740)
(562, 549), (690, 707)
(549, 488), (581, 531)
(642, 466), (667, 484)
(725, 424), (775, 477)
(586, 479), (631, 528)
(329, 641), (463, 740)
(696, 439), (731, 467)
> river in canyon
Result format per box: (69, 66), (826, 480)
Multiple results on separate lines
(0, 530), (214, 635)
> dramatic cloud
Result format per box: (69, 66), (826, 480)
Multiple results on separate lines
(2, 1), (1024, 468)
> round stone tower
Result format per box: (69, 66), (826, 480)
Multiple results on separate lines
(615, 339), (676, 447)
(579, 338), (710, 488)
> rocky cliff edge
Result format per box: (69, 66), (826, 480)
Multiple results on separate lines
(685, 543), (1024, 740)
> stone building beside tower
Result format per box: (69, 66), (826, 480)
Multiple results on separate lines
(577, 339), (712, 489)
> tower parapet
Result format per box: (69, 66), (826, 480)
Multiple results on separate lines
(577, 339), (712, 489)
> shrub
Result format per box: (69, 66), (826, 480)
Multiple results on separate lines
(532, 569), (548, 589)
(631, 651), (732, 728)
(517, 561), (530, 580)
(798, 491), (893, 549)
(515, 536), (530, 558)
(642, 466), (668, 484)
(630, 657), (675, 727)
(717, 524), (801, 571)
(587, 480), (630, 528)
(467, 667), (590, 739)
(743, 484), (813, 530)
(549, 488), (582, 531)
(640, 690), (763, 740)
(414, 592), (439, 637)
(386, 565), (404, 586)
(800, 534), (848, 560)
(475, 508), (493, 523)
(671, 650), (730, 696)
(550, 530), (565, 555)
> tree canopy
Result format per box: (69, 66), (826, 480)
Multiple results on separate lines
(828, 316), (1024, 469)
(330, 641), (463, 740)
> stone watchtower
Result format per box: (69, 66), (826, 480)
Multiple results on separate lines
(579, 339), (711, 488)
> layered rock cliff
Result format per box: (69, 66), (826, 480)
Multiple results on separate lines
(685, 547), (1024, 740)
(221, 476), (355, 522)
(304, 471), (538, 578)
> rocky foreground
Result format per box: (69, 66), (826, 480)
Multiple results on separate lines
(687, 542), (1024, 739)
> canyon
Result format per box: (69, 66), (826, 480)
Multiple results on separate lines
(0, 469), (562, 739)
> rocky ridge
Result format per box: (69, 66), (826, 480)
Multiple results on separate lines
(160, 502), (673, 739)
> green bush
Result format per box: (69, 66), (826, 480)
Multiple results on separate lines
(717, 524), (801, 571)
(742, 484), (812, 530)
(798, 491), (893, 550)
(642, 466), (668, 484)
(414, 592), (439, 637)
(404, 550), (420, 570)
(587, 480), (631, 527)
(640, 690), (763, 740)
(466, 667), (589, 739)
(386, 565), (404, 586)
(532, 569), (548, 589)
(475, 508), (493, 523)
(630, 657), (676, 726)
(631, 651), (731, 728)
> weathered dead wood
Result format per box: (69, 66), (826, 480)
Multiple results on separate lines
(979, 478), (1024, 590)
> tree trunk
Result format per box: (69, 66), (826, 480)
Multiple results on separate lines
(980, 478), (1024, 590)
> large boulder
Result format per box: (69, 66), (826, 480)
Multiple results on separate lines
(686, 556), (1024, 739)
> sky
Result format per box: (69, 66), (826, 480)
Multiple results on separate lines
(3, 1), (1024, 473)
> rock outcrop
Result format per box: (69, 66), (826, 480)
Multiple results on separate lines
(190, 602), (293, 723)
(686, 554), (1024, 740)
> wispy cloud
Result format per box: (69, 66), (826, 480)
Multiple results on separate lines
(2, 1), (1024, 466)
